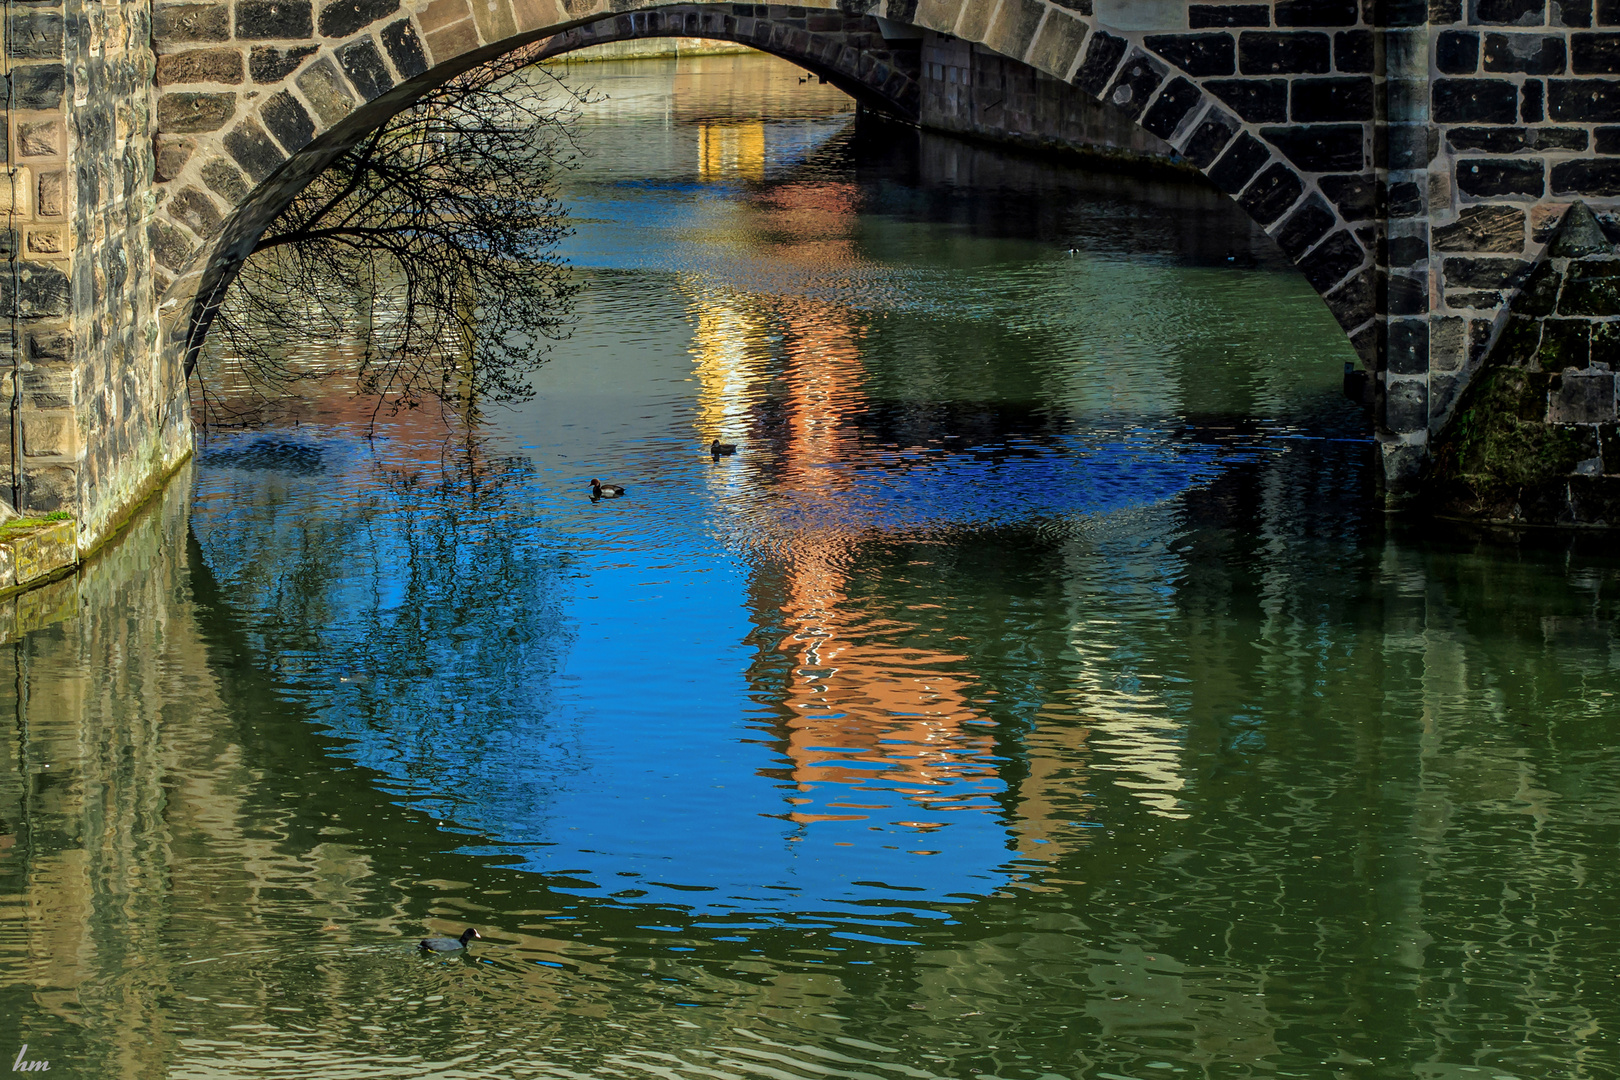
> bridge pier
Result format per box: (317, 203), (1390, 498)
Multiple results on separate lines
(1, 0), (191, 553)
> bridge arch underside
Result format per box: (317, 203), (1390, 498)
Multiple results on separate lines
(151, 0), (1376, 414)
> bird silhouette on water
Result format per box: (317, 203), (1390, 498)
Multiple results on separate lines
(420, 927), (481, 952)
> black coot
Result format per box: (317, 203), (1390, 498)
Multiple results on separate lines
(420, 927), (481, 952)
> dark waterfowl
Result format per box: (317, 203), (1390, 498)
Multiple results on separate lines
(590, 479), (626, 500)
(420, 927), (481, 952)
(710, 440), (737, 458)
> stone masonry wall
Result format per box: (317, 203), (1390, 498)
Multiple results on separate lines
(919, 31), (1179, 164)
(2, 0), (189, 554)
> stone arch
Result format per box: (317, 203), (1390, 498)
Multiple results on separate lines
(150, 0), (1375, 374)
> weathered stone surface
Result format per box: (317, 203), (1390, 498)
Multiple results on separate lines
(1103, 51), (1165, 118)
(1191, 4), (1269, 25)
(1208, 131), (1270, 192)
(1144, 32), (1234, 76)
(1434, 204), (1527, 250)
(12, 65), (64, 110)
(1434, 78), (1521, 123)
(223, 118), (287, 180)
(1291, 76), (1373, 120)
(1238, 30), (1330, 73)
(320, 0), (401, 38)
(1274, 192), (1336, 256)
(16, 120), (61, 157)
(261, 91), (316, 152)
(250, 44), (321, 81)
(1072, 30), (1126, 95)
(236, 0), (314, 39)
(157, 91), (237, 133)
(1484, 32), (1568, 72)
(1239, 160), (1304, 224)
(1549, 369), (1616, 422)
(1207, 77), (1288, 121)
(296, 58), (358, 125)
(337, 38), (394, 98)
(1457, 157), (1546, 196)
(1260, 123), (1363, 170)
(1438, 30), (1480, 72)
(153, 3), (230, 42)
(1141, 76), (1201, 137)
(7, 11), (63, 60)
(156, 48), (246, 85)
(1182, 111), (1238, 166)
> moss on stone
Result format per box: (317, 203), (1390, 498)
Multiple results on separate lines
(1433, 366), (1589, 506)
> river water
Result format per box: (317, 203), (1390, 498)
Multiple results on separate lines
(4, 53), (1618, 1079)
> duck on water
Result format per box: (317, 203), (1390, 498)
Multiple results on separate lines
(589, 479), (625, 500)
(420, 927), (481, 952)
(710, 440), (737, 459)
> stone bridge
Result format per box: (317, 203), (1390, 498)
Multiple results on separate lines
(8, 0), (1620, 550)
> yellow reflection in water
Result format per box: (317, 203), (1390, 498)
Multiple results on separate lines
(697, 120), (766, 182)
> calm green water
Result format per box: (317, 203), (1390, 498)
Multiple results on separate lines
(4, 53), (1620, 1079)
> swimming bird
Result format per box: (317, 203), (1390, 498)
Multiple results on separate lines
(590, 479), (625, 499)
(420, 927), (481, 952)
(710, 440), (737, 458)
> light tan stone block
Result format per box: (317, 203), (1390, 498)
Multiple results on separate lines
(512, 0), (566, 30)
(1026, 7), (1087, 77)
(0, 168), (32, 216)
(984, 0), (1046, 63)
(914, 0), (964, 33)
(22, 414), (78, 459)
(419, 0), (473, 32)
(471, 0), (517, 45)
(955, 0), (998, 46)
(26, 229), (65, 255)
(426, 20), (481, 62)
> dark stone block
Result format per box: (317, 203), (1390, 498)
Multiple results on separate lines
(157, 91), (236, 133)
(1600, 0), (1620, 22)
(1433, 77), (1521, 123)
(1321, 173), (1377, 218)
(1299, 228), (1365, 291)
(1471, 0), (1546, 23)
(1523, 78), (1545, 119)
(1484, 32), (1567, 70)
(250, 45), (319, 82)
(1145, 33), (1235, 75)
(1238, 162), (1305, 225)
(1444, 255), (1531, 288)
(1324, 265), (1374, 329)
(1512, 259), (1561, 315)
(1274, 193), (1337, 257)
(1074, 31), (1127, 96)
(1559, 0), (1594, 25)
(1549, 77), (1620, 119)
(1572, 31), (1620, 70)
(262, 91), (316, 151)
(1141, 77), (1201, 138)
(1434, 204), (1527, 250)
(1598, 124), (1620, 150)
(201, 158), (249, 202)
(7, 12), (63, 60)
(1434, 0), (1466, 20)
(1206, 78), (1288, 121)
(1388, 319), (1430, 372)
(1291, 76), (1374, 120)
(1104, 53), (1165, 118)
(148, 219), (197, 274)
(235, 0), (312, 38)
(153, 3), (230, 42)
(1260, 123), (1364, 171)
(1457, 156), (1545, 194)
(1388, 123), (1439, 168)
(1451, 289), (1506, 308)
(1239, 30), (1331, 73)
(1335, 29), (1373, 70)
(1275, 0), (1357, 23)
(1438, 29), (1480, 71)
(1559, 263), (1620, 315)
(337, 38), (393, 100)
(1388, 233), (1430, 265)
(381, 19), (428, 79)
(1540, 125), (1592, 148)
(1207, 131), (1270, 193)
(11, 64), (63, 110)
(1191, 4), (1269, 25)
(320, 0), (398, 38)
(224, 118), (286, 182)
(155, 48), (245, 85)
(1385, 379), (1429, 434)
(1449, 125), (1530, 151)
(1553, 156), (1620, 193)
(1182, 112), (1237, 167)
(1541, 320), (1594, 369)
(1594, 322), (1620, 366)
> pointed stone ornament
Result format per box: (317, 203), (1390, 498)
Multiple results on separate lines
(1548, 201), (1612, 259)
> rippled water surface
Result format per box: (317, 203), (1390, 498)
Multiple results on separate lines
(5, 52), (1620, 1080)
